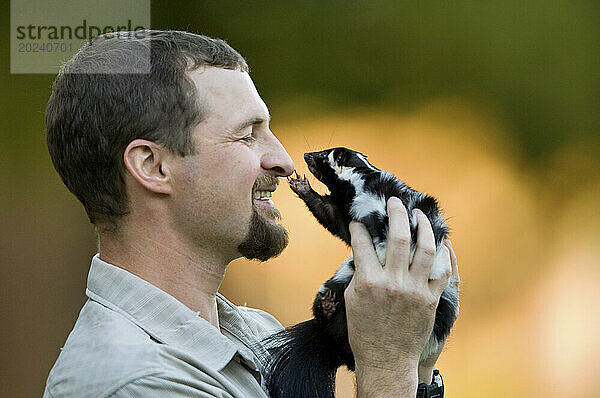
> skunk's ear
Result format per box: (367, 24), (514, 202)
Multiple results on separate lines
(332, 148), (343, 162)
(339, 149), (351, 163)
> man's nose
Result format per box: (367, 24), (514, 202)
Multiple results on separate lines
(261, 133), (294, 177)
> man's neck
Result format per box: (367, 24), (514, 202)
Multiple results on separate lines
(98, 228), (231, 329)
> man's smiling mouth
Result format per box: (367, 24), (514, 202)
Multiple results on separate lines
(253, 190), (273, 200)
(253, 189), (275, 209)
(252, 175), (280, 209)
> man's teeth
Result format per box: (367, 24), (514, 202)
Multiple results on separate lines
(254, 191), (273, 200)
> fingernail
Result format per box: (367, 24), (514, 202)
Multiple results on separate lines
(412, 208), (422, 217)
(388, 196), (401, 205)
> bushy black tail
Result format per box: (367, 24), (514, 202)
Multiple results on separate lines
(263, 319), (344, 398)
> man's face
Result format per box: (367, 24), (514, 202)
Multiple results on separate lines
(169, 67), (294, 262)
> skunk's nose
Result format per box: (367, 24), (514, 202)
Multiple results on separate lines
(304, 152), (315, 168)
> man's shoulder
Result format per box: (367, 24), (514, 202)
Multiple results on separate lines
(237, 305), (283, 332)
(217, 294), (283, 339)
(44, 300), (164, 398)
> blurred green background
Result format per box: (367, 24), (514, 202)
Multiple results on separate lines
(2, 1), (599, 397)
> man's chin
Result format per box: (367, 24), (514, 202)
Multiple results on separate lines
(237, 206), (288, 262)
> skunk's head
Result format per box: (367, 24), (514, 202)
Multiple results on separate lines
(304, 147), (377, 191)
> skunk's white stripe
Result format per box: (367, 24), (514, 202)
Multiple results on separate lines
(335, 164), (387, 221)
(337, 166), (365, 191)
(351, 193), (386, 219)
(328, 151), (336, 166)
(326, 257), (355, 288)
(355, 153), (377, 171)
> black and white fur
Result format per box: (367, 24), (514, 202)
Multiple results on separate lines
(263, 147), (459, 398)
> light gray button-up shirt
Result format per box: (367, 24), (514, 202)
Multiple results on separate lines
(43, 254), (283, 398)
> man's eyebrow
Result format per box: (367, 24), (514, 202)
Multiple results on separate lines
(234, 114), (271, 134)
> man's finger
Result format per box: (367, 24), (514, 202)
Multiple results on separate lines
(445, 240), (460, 288)
(410, 208), (436, 283)
(428, 244), (452, 295)
(384, 197), (411, 275)
(349, 221), (380, 282)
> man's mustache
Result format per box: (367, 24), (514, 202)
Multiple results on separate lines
(252, 175), (280, 191)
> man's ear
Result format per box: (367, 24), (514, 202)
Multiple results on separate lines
(123, 139), (173, 195)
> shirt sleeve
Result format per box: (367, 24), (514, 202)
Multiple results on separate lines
(110, 374), (236, 398)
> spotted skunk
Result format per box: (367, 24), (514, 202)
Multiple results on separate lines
(263, 147), (459, 398)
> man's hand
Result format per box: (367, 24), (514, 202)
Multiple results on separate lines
(345, 197), (452, 397)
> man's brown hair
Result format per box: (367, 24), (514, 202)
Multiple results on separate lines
(46, 30), (248, 231)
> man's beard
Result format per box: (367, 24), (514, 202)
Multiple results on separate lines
(237, 177), (289, 261)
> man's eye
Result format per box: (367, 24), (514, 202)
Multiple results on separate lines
(241, 134), (256, 142)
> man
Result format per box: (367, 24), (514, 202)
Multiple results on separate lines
(44, 30), (458, 397)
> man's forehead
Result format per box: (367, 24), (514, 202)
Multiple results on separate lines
(188, 66), (250, 88)
(187, 66), (269, 122)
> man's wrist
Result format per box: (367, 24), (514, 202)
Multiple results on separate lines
(355, 363), (419, 398)
(417, 363), (435, 384)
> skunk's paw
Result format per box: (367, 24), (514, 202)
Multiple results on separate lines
(317, 289), (338, 318)
(288, 171), (312, 197)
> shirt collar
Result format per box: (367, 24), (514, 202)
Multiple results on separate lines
(86, 254), (241, 371)
(216, 292), (272, 371)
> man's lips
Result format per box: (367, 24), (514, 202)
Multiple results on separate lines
(253, 194), (275, 210)
(252, 175), (279, 208)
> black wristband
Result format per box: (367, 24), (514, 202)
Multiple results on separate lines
(416, 369), (443, 398)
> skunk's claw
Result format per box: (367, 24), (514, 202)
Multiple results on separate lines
(288, 171), (312, 196)
(317, 289), (338, 318)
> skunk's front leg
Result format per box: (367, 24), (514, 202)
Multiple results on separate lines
(315, 256), (355, 319)
(288, 172), (350, 244)
(313, 258), (356, 370)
